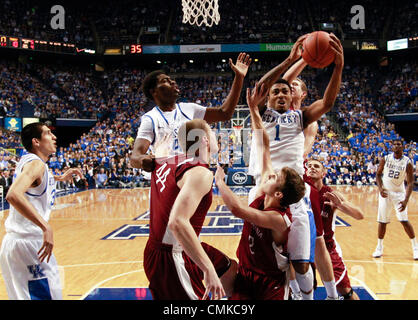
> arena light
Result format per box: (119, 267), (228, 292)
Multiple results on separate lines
(387, 38), (408, 51)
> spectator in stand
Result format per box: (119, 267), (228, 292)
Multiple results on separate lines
(95, 167), (108, 188)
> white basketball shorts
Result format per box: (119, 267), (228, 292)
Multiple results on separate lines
(0, 233), (62, 300)
(377, 191), (408, 223)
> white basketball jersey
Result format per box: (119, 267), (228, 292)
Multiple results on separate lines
(382, 153), (410, 192)
(248, 108), (305, 184)
(5, 154), (56, 238)
(136, 102), (206, 156)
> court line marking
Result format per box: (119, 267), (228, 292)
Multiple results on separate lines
(350, 276), (379, 300)
(80, 269), (144, 300)
(60, 260), (143, 268)
(344, 259), (418, 267)
(0, 260), (144, 277)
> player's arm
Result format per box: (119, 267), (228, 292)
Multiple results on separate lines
(5, 160), (54, 262)
(376, 157), (387, 197)
(323, 190), (364, 220)
(257, 35), (307, 97)
(246, 83), (274, 182)
(399, 162), (414, 212)
(168, 166), (225, 300)
(214, 166), (289, 235)
(302, 34), (344, 127)
(303, 121), (318, 159)
(203, 53), (251, 123)
(54, 167), (84, 182)
(130, 116), (156, 171)
(282, 58), (308, 84)
(129, 138), (155, 172)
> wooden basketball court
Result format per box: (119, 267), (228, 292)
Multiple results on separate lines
(0, 186), (417, 300)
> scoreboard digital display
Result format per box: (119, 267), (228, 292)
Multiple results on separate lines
(0, 35), (76, 54)
(130, 44), (142, 54)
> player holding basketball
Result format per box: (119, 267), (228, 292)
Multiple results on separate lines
(305, 158), (363, 300)
(214, 83), (306, 300)
(280, 43), (340, 301)
(282, 59), (317, 159)
(0, 122), (83, 300)
(130, 53), (251, 171)
(247, 33), (344, 300)
(372, 139), (418, 260)
(143, 119), (237, 300)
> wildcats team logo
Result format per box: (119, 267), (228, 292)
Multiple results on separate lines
(102, 205), (350, 240)
(102, 205), (244, 240)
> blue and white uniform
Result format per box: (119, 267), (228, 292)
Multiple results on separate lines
(248, 107), (316, 262)
(378, 153), (411, 223)
(0, 153), (61, 300)
(136, 102), (207, 155)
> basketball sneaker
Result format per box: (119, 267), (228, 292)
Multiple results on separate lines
(372, 246), (383, 258)
(413, 247), (418, 260)
(325, 296), (343, 300)
(290, 291), (303, 300)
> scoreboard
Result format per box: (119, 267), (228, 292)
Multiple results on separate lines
(0, 35), (76, 54)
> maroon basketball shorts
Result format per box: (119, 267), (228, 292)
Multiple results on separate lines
(144, 239), (231, 300)
(326, 240), (351, 290)
(230, 265), (287, 300)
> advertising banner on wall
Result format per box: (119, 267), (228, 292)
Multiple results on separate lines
(4, 117), (22, 132)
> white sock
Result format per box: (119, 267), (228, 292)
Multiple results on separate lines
(323, 280), (338, 299)
(295, 266), (314, 300)
(411, 238), (417, 248)
(377, 239), (384, 248)
(289, 279), (301, 295)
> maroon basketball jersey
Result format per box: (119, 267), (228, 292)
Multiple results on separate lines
(149, 154), (212, 244)
(236, 195), (291, 278)
(318, 185), (337, 247)
(303, 173), (324, 236)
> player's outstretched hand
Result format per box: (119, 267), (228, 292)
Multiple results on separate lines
(246, 82), (268, 110)
(229, 52), (252, 79)
(288, 34), (308, 63)
(329, 33), (344, 67)
(323, 190), (345, 210)
(202, 268), (225, 300)
(56, 167), (84, 182)
(214, 165), (226, 186)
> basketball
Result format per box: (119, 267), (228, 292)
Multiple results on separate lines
(302, 31), (335, 68)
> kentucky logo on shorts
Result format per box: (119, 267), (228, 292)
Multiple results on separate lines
(27, 264), (46, 279)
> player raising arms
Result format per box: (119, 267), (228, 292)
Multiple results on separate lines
(130, 52), (251, 172)
(143, 119), (237, 300)
(247, 33), (344, 299)
(305, 158), (364, 299)
(280, 41), (340, 301)
(215, 83), (306, 300)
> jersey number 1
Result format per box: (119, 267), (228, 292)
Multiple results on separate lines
(275, 124), (280, 141)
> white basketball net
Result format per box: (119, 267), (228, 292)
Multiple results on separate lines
(182, 0), (220, 27)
